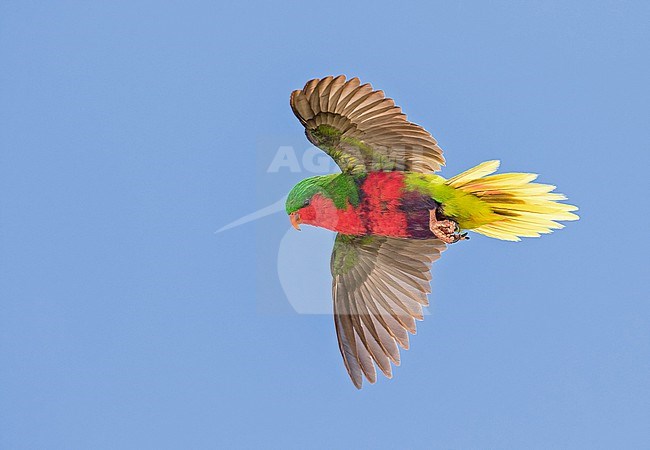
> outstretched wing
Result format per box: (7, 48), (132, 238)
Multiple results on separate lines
(330, 234), (446, 388)
(290, 75), (445, 174)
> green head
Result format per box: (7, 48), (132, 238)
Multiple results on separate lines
(285, 175), (336, 214)
(285, 174), (361, 230)
(286, 174), (363, 214)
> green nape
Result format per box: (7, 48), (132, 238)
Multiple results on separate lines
(285, 174), (360, 214)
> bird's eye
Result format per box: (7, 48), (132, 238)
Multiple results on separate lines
(303, 199), (310, 207)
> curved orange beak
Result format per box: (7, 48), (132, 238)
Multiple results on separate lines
(289, 212), (301, 231)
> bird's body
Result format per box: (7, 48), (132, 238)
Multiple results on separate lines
(295, 171), (493, 239)
(284, 75), (579, 388)
(289, 165), (577, 242)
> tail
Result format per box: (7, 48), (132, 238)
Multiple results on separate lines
(446, 160), (579, 241)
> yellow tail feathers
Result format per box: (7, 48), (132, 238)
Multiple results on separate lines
(447, 160), (579, 241)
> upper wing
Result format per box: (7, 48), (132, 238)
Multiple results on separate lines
(330, 234), (446, 388)
(290, 75), (445, 174)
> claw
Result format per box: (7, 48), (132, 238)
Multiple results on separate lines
(453, 232), (469, 243)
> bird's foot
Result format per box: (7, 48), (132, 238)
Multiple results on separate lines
(429, 210), (469, 244)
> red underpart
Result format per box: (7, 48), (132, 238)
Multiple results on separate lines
(362, 172), (409, 237)
(297, 172), (410, 238)
(298, 194), (366, 235)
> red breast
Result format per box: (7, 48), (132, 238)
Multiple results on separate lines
(297, 172), (410, 237)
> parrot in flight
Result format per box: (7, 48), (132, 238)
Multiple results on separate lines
(286, 75), (578, 388)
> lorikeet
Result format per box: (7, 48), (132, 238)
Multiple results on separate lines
(286, 75), (578, 388)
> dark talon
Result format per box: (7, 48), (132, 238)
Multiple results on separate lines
(453, 232), (469, 243)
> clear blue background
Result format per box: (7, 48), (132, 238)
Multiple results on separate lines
(1, 1), (649, 448)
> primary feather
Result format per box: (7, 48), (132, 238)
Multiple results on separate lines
(290, 75), (445, 174)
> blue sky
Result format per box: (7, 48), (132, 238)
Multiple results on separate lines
(1, 1), (649, 448)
